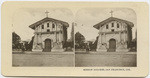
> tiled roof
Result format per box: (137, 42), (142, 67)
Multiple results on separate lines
(29, 17), (69, 29)
(93, 17), (134, 29)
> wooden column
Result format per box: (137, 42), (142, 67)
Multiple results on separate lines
(119, 32), (121, 42)
(104, 33), (106, 43)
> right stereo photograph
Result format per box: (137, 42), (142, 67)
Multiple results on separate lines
(75, 8), (137, 67)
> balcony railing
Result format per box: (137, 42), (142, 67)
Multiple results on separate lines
(34, 30), (62, 34)
(99, 30), (127, 34)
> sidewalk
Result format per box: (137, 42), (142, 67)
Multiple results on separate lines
(75, 51), (137, 55)
(13, 51), (74, 55)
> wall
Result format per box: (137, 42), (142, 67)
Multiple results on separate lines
(35, 21), (63, 33)
(99, 21), (126, 33)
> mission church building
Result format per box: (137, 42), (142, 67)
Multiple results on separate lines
(29, 11), (69, 52)
(93, 11), (134, 52)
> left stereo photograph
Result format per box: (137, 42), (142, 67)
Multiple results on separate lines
(12, 8), (75, 67)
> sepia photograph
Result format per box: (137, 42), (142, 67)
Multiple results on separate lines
(1, 1), (149, 77)
(75, 8), (137, 67)
(12, 8), (137, 67)
(12, 8), (75, 67)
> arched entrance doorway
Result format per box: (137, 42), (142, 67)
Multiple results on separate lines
(43, 39), (51, 52)
(108, 39), (116, 52)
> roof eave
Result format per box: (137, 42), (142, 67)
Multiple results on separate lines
(29, 25), (35, 30)
(29, 22), (69, 30)
(28, 17), (69, 29)
(93, 25), (99, 30)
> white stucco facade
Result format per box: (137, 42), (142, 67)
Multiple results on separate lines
(94, 17), (133, 52)
(29, 17), (68, 52)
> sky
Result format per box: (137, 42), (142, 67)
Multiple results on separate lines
(13, 8), (136, 41)
(12, 8), (74, 41)
(75, 8), (137, 41)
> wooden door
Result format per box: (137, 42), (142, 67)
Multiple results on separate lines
(44, 39), (51, 52)
(108, 39), (116, 52)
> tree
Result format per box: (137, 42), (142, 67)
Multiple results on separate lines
(91, 36), (99, 50)
(12, 32), (21, 49)
(28, 36), (34, 51)
(75, 32), (85, 49)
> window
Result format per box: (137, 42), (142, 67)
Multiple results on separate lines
(112, 23), (114, 27)
(111, 29), (114, 32)
(47, 23), (49, 27)
(52, 23), (55, 28)
(117, 23), (119, 28)
(42, 25), (44, 29)
(106, 25), (108, 29)
(47, 29), (50, 32)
